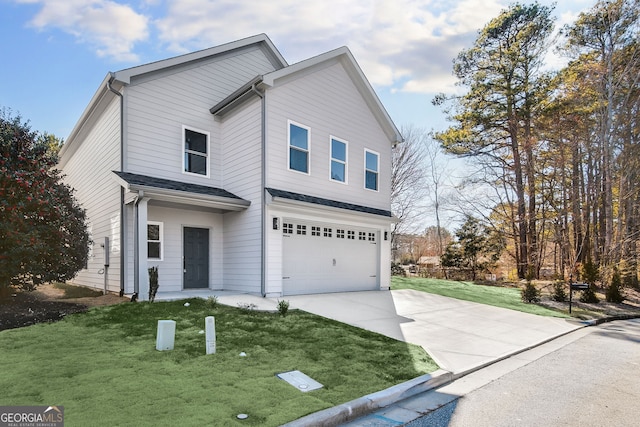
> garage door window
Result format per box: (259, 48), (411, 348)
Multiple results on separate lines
(297, 225), (307, 235)
(337, 229), (345, 239)
(369, 232), (376, 242)
(324, 228), (332, 237)
(347, 230), (355, 240)
(283, 223), (293, 234)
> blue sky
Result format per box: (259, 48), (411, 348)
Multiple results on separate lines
(1, 0), (593, 141)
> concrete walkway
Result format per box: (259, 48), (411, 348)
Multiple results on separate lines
(284, 289), (580, 375)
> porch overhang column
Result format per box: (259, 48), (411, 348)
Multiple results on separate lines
(135, 196), (150, 301)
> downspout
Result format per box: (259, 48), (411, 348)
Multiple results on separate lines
(132, 190), (144, 298)
(250, 83), (266, 297)
(107, 72), (125, 297)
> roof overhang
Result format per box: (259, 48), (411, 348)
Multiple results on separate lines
(113, 171), (250, 212)
(266, 188), (397, 223)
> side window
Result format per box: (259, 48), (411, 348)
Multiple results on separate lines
(147, 222), (163, 260)
(365, 149), (379, 191)
(330, 137), (347, 183)
(288, 121), (310, 174)
(183, 127), (209, 177)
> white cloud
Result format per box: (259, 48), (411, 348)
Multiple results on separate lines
(14, 0), (590, 93)
(152, 0), (510, 95)
(17, 0), (149, 62)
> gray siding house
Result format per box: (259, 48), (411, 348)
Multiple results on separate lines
(59, 34), (402, 300)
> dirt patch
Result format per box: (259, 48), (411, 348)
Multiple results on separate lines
(0, 284), (128, 332)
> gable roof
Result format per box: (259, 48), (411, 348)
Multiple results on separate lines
(59, 34), (287, 166)
(211, 46), (403, 145)
(113, 34), (287, 84)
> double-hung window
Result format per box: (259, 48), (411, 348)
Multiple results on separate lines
(288, 121), (310, 174)
(147, 222), (163, 260)
(183, 127), (209, 176)
(365, 149), (379, 191)
(330, 137), (347, 183)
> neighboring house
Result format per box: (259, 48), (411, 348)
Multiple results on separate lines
(59, 34), (402, 300)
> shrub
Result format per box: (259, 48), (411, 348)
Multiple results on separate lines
(148, 266), (159, 302)
(605, 270), (624, 303)
(391, 262), (406, 277)
(205, 295), (218, 309)
(277, 299), (290, 317)
(552, 280), (567, 302)
(579, 286), (599, 303)
(521, 281), (540, 303)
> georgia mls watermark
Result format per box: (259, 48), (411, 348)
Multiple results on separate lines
(0, 406), (64, 427)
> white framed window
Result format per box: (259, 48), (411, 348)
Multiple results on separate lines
(183, 126), (210, 177)
(364, 149), (379, 191)
(147, 221), (163, 260)
(288, 121), (310, 174)
(330, 137), (348, 183)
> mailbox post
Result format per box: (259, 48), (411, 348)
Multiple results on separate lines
(569, 280), (589, 314)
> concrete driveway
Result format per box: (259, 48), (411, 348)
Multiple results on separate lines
(284, 289), (581, 374)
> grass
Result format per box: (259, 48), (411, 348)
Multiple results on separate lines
(0, 298), (437, 426)
(53, 282), (104, 299)
(392, 276), (569, 318)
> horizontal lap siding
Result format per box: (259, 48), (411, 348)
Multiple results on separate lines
(63, 97), (121, 292)
(221, 100), (262, 293)
(265, 62), (392, 211)
(147, 206), (223, 292)
(125, 46), (277, 187)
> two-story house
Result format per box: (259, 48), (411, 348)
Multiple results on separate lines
(59, 34), (402, 300)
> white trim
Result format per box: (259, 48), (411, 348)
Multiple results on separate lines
(147, 221), (164, 261)
(364, 148), (380, 192)
(287, 120), (311, 175)
(182, 125), (211, 178)
(329, 136), (348, 184)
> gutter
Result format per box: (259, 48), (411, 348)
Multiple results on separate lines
(107, 73), (126, 297)
(132, 190), (144, 298)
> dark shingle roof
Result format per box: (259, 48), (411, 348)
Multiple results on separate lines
(113, 171), (246, 201)
(266, 188), (392, 217)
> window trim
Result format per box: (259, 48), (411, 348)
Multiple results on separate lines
(329, 136), (348, 184)
(287, 120), (311, 175)
(364, 149), (380, 192)
(182, 125), (210, 178)
(147, 221), (163, 261)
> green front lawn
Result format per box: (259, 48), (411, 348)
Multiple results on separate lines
(392, 276), (569, 318)
(0, 298), (437, 426)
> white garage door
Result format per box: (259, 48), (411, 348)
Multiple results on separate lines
(282, 221), (379, 295)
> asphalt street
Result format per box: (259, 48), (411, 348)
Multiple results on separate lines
(409, 319), (640, 427)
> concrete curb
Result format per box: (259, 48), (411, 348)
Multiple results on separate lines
(283, 315), (640, 426)
(582, 313), (640, 326)
(281, 370), (453, 427)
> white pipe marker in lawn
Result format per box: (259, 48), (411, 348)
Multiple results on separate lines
(205, 316), (216, 354)
(156, 320), (176, 351)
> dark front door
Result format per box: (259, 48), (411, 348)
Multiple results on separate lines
(183, 227), (209, 289)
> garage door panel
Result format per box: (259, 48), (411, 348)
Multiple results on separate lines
(282, 221), (379, 295)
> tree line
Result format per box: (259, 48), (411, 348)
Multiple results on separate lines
(431, 0), (639, 285)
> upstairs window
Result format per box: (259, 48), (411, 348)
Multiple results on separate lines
(330, 137), (347, 183)
(183, 127), (209, 176)
(365, 149), (379, 191)
(288, 121), (310, 174)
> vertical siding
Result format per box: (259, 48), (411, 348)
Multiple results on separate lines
(62, 97), (121, 292)
(125, 46), (277, 188)
(220, 99), (263, 293)
(265, 62), (392, 211)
